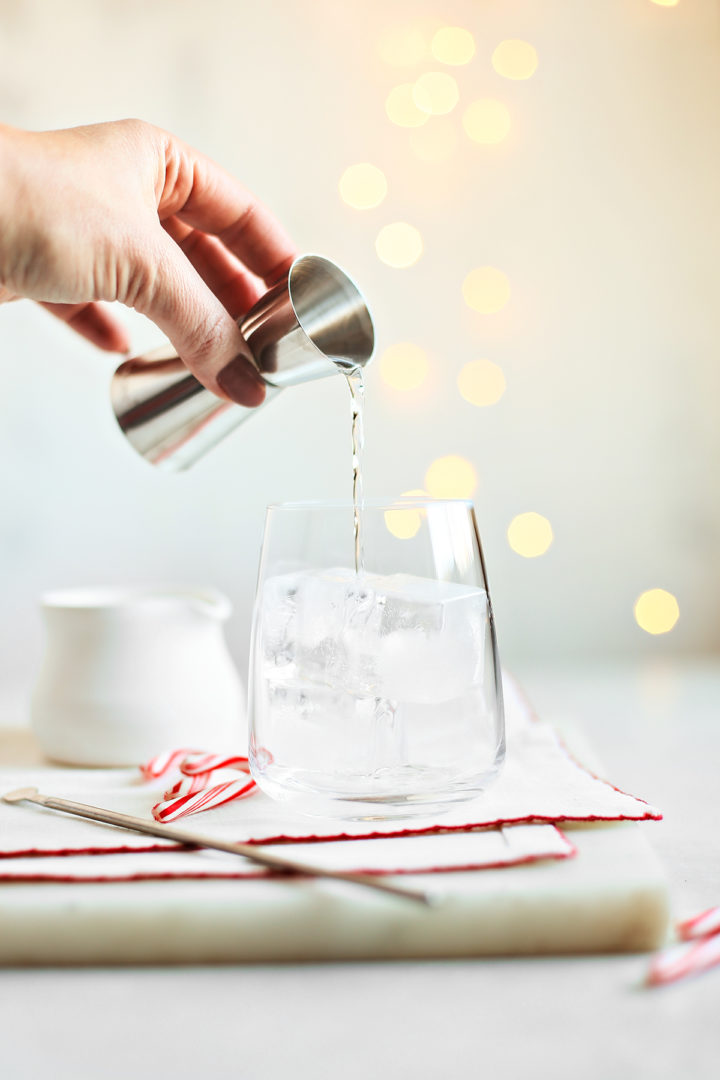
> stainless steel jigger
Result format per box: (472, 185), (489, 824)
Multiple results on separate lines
(110, 254), (375, 471)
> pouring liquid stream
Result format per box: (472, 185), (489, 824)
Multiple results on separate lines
(345, 366), (366, 575)
(344, 363), (405, 777)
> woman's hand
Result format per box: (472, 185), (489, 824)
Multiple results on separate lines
(0, 119), (297, 405)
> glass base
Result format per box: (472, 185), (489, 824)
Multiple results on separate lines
(250, 759), (504, 821)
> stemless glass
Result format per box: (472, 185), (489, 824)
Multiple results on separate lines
(248, 499), (505, 819)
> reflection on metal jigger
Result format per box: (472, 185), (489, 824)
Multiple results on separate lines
(110, 254), (375, 471)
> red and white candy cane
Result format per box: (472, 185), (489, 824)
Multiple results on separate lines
(140, 747), (259, 822)
(162, 768), (248, 801)
(140, 747), (201, 781)
(647, 934), (720, 987)
(163, 775), (211, 800)
(152, 775), (256, 823)
(180, 753), (251, 777)
(676, 906), (720, 942)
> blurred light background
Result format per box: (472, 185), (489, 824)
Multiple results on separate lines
(1, 0), (719, 699)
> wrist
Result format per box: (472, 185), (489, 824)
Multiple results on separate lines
(0, 123), (23, 202)
(0, 125), (34, 292)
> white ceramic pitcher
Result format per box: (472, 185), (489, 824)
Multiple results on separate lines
(31, 586), (246, 766)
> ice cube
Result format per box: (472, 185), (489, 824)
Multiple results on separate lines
(260, 568), (383, 694)
(259, 573), (300, 669)
(375, 577), (488, 703)
(259, 569), (487, 704)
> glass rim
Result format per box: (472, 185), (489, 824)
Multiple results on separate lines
(266, 497), (476, 512)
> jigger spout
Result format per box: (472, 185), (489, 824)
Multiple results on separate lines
(111, 254), (374, 471)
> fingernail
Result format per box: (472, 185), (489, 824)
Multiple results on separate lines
(216, 355), (266, 407)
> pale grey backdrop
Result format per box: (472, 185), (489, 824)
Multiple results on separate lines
(0, 0), (718, 702)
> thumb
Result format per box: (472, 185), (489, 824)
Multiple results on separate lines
(130, 229), (266, 406)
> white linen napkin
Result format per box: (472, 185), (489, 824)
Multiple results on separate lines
(0, 676), (659, 880)
(0, 825), (574, 881)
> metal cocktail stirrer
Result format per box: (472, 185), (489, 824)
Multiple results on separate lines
(2, 787), (434, 906)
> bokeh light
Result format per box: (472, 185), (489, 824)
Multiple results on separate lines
(386, 83), (429, 127)
(507, 513), (554, 558)
(463, 99), (511, 144)
(457, 359), (506, 406)
(378, 26), (427, 66)
(424, 455), (477, 499)
(338, 163), (388, 210)
(385, 508), (422, 540)
(376, 223), (423, 268)
(384, 491), (427, 540)
(634, 589), (680, 635)
(462, 267), (511, 314)
(491, 40), (539, 80)
(408, 120), (458, 162)
(413, 71), (460, 115)
(649, 0), (679, 6)
(379, 342), (429, 390)
(431, 26), (475, 66)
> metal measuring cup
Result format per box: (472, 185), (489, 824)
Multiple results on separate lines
(110, 254), (375, 471)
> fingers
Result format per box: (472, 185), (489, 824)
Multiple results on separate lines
(162, 216), (264, 319)
(131, 228), (266, 406)
(41, 301), (131, 352)
(156, 133), (297, 286)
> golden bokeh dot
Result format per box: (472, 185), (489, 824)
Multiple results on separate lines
(649, 0), (679, 6)
(491, 40), (539, 80)
(457, 359), (506, 406)
(507, 513), (553, 558)
(413, 71), (460, 115)
(384, 490), (428, 540)
(379, 342), (429, 390)
(338, 163), (388, 210)
(385, 83), (429, 128)
(384, 508), (421, 540)
(408, 120), (458, 162)
(462, 267), (510, 314)
(431, 26), (476, 66)
(376, 223), (423, 268)
(462, 99), (511, 144)
(378, 26), (427, 66)
(634, 589), (680, 635)
(424, 455), (477, 499)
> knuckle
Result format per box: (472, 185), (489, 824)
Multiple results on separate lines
(114, 118), (163, 159)
(183, 309), (230, 368)
(218, 202), (257, 250)
(115, 234), (142, 303)
(117, 117), (150, 141)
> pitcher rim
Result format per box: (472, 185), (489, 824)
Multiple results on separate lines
(40, 586), (232, 620)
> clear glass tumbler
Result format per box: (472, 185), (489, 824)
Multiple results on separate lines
(248, 499), (505, 819)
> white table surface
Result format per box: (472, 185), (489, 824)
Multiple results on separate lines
(0, 660), (718, 1080)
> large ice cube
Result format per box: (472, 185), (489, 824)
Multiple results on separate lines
(260, 568), (381, 693)
(259, 573), (300, 669)
(259, 568), (487, 703)
(375, 576), (487, 703)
